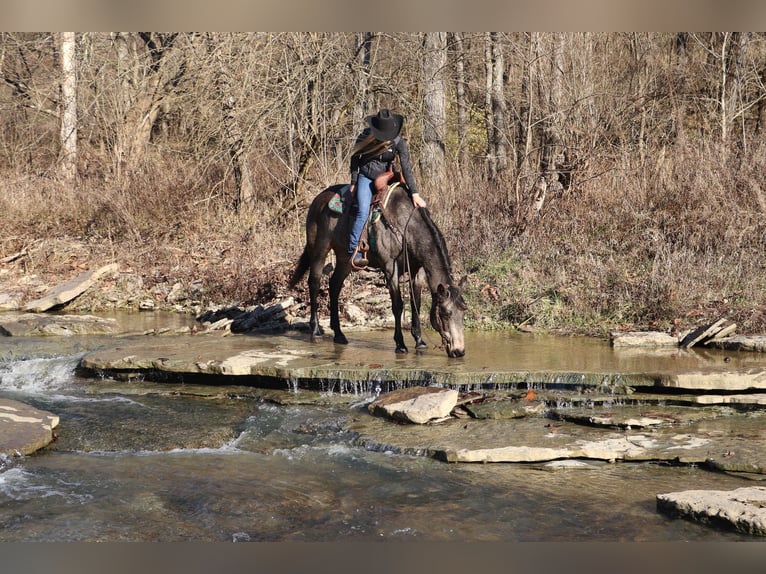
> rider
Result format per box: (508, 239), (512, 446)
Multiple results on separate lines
(348, 109), (427, 268)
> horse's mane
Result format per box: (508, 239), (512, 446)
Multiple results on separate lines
(406, 197), (454, 283)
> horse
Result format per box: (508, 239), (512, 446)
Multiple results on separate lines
(288, 183), (467, 357)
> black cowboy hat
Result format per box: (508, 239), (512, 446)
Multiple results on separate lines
(365, 109), (403, 141)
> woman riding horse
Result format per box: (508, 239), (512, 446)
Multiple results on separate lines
(348, 109), (427, 268)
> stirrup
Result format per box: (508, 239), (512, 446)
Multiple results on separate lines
(350, 248), (368, 270)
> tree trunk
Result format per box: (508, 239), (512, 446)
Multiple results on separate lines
(59, 32), (77, 183)
(421, 32), (447, 190)
(112, 32), (180, 178)
(352, 33), (372, 135)
(516, 33), (534, 199)
(485, 32), (507, 181)
(541, 32), (564, 195)
(207, 32), (255, 211)
(720, 32), (746, 149)
(449, 32), (468, 167)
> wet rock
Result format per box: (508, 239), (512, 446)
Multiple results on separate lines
(550, 404), (714, 430)
(707, 335), (766, 353)
(464, 396), (545, 419)
(197, 299), (293, 334)
(679, 319), (737, 348)
(610, 331), (678, 347)
(23, 263), (119, 312)
(0, 312), (119, 336)
(350, 399), (766, 471)
(656, 486), (766, 536)
(655, 371), (766, 391)
(369, 387), (458, 424)
(0, 398), (59, 457)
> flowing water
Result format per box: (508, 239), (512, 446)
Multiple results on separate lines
(0, 315), (763, 542)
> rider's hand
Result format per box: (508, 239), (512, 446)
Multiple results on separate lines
(412, 193), (427, 208)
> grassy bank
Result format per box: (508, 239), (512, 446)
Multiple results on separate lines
(1, 139), (765, 338)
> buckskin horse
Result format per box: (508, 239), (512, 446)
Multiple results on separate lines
(289, 182), (467, 357)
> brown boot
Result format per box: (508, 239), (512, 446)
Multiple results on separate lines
(351, 252), (368, 269)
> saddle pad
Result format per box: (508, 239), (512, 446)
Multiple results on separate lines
(328, 184), (351, 214)
(328, 182), (400, 215)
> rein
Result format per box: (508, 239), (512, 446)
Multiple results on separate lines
(396, 201), (445, 352)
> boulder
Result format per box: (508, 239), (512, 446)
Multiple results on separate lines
(0, 398), (60, 457)
(369, 386), (459, 424)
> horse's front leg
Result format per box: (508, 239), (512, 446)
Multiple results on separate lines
(328, 265), (350, 345)
(386, 270), (408, 354)
(409, 268), (427, 349)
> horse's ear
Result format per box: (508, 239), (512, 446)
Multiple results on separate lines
(458, 275), (468, 290)
(437, 283), (450, 299)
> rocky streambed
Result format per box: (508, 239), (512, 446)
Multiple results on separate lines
(3, 310), (766, 537)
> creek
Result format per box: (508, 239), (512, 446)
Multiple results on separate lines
(0, 312), (763, 541)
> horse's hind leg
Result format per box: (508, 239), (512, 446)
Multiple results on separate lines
(307, 261), (325, 341)
(328, 264), (351, 345)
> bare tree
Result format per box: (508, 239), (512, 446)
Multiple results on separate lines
(352, 32), (372, 134)
(449, 32), (468, 167)
(516, 33), (534, 191)
(111, 32), (183, 178)
(59, 31), (76, 183)
(541, 32), (564, 196)
(421, 32), (447, 190)
(206, 32), (255, 211)
(484, 32), (507, 180)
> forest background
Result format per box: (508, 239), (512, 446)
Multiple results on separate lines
(1, 32), (765, 337)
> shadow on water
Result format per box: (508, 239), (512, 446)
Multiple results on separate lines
(1, 316), (765, 541)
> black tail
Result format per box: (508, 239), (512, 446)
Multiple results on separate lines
(288, 247), (311, 288)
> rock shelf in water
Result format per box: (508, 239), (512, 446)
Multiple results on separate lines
(22, 326), (766, 536)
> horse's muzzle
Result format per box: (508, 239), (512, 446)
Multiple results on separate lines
(447, 347), (465, 358)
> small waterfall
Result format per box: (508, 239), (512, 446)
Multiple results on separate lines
(0, 354), (81, 394)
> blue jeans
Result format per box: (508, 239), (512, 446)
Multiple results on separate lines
(348, 174), (373, 255)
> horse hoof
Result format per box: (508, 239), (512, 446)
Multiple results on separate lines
(310, 335), (322, 343)
(415, 340), (428, 349)
(396, 345), (409, 354)
(334, 334), (349, 345)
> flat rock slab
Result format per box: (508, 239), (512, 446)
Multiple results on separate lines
(550, 404), (716, 429)
(0, 312), (119, 337)
(707, 335), (766, 353)
(23, 263), (119, 312)
(657, 486), (766, 536)
(0, 398), (60, 457)
(77, 331), (766, 394)
(348, 405), (766, 472)
(610, 331), (679, 347)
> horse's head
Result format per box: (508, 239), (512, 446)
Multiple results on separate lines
(430, 282), (467, 358)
